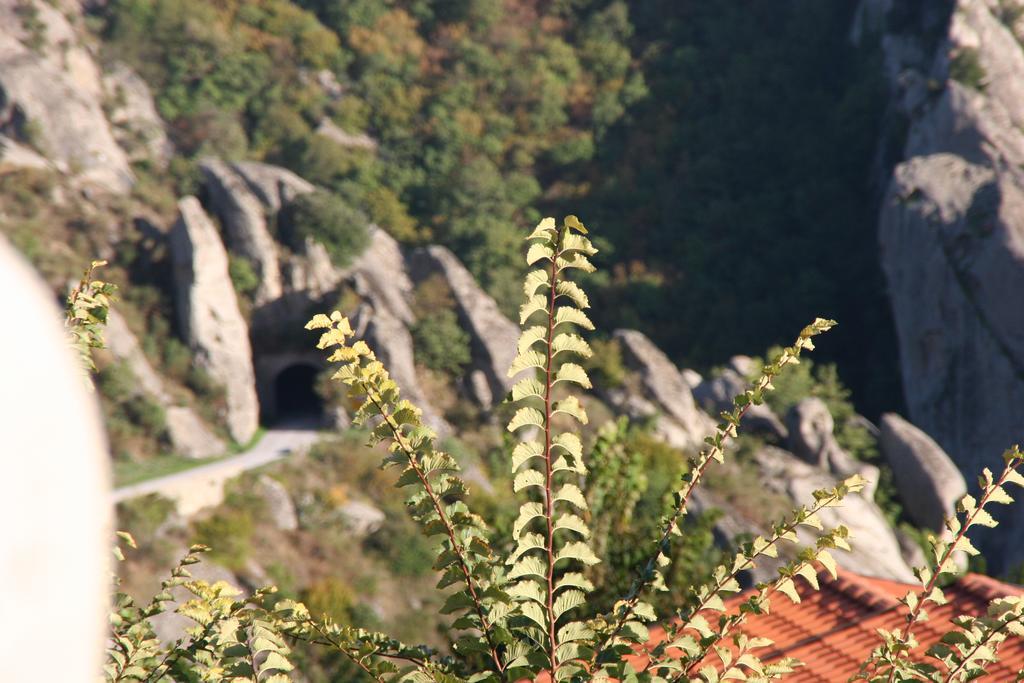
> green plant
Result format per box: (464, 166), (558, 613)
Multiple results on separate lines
(411, 308), (472, 376)
(65, 260), (117, 386)
(14, 1), (46, 52)
(228, 254), (260, 297)
(950, 48), (987, 91)
(106, 216), (1024, 682)
(278, 189), (371, 267)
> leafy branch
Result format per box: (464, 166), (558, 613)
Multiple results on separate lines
(590, 319), (835, 668)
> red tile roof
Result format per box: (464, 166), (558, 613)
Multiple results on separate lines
(642, 569), (1024, 681)
(530, 570), (1024, 682)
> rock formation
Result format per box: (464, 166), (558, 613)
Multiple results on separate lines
(755, 447), (916, 582)
(101, 62), (172, 167)
(786, 398), (879, 499)
(612, 329), (715, 451)
(199, 158), (283, 303)
(408, 245), (520, 408)
(693, 356), (787, 441)
(258, 475), (298, 532)
(871, 0), (1024, 567)
(232, 160), (314, 212)
(879, 413), (967, 532)
(0, 1), (133, 192)
(169, 197), (259, 444)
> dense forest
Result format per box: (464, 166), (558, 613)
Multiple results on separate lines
(97, 0), (899, 416)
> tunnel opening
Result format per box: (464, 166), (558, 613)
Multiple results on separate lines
(272, 363), (324, 424)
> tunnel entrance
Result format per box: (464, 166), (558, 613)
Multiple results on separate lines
(272, 364), (324, 424)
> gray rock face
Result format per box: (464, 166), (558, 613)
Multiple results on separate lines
(169, 197), (259, 444)
(0, 1), (132, 192)
(0, 236), (112, 681)
(199, 158), (283, 303)
(352, 228), (415, 325)
(879, 413), (967, 532)
(105, 310), (225, 458)
(0, 133), (51, 171)
(754, 447), (915, 582)
(786, 398), (879, 499)
(693, 357), (787, 441)
(102, 62), (172, 167)
(164, 407), (225, 459)
(257, 475), (298, 531)
(408, 245), (520, 408)
(232, 161), (314, 212)
(612, 329), (714, 451)
(873, 0), (1024, 569)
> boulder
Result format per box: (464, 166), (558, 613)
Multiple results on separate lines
(169, 197), (259, 444)
(257, 475), (298, 532)
(0, 1), (133, 192)
(693, 358), (787, 441)
(199, 158), (282, 303)
(786, 398), (879, 499)
(754, 447), (916, 582)
(0, 236), (112, 682)
(315, 117), (378, 151)
(612, 329), (714, 451)
(164, 407), (225, 460)
(879, 413), (967, 532)
(337, 499), (386, 537)
(232, 160), (314, 212)
(408, 246), (520, 408)
(101, 61), (172, 166)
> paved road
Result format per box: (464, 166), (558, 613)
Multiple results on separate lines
(113, 422), (322, 515)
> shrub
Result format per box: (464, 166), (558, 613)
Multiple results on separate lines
(950, 47), (987, 90)
(278, 189), (371, 267)
(410, 308), (471, 376)
(105, 216), (1024, 682)
(192, 506), (255, 572)
(228, 254), (260, 297)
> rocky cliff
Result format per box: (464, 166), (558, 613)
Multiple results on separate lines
(865, 0), (1024, 569)
(0, 0), (988, 587)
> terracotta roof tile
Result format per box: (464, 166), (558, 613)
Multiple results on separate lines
(528, 569), (1024, 681)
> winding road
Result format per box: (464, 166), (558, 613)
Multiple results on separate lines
(112, 421), (322, 515)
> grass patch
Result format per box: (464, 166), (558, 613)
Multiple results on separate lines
(114, 453), (233, 487)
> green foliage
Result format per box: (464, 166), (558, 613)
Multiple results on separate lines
(754, 347), (876, 462)
(950, 47), (987, 90)
(856, 447), (1024, 682)
(278, 190), (371, 267)
(14, 1), (47, 52)
(108, 216), (1024, 681)
(411, 309), (471, 377)
(192, 496), (257, 572)
(228, 254), (260, 297)
(65, 260), (117, 387)
(583, 337), (627, 390)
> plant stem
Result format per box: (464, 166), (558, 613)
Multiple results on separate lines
(542, 233), (563, 677)
(367, 393), (506, 677)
